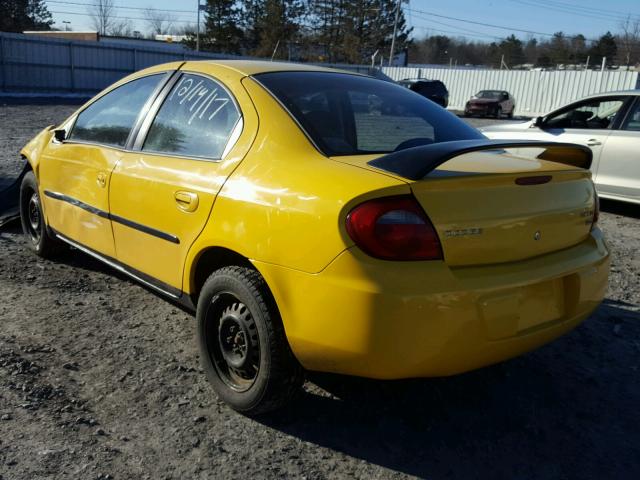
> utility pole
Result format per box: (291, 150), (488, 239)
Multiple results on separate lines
(271, 40), (281, 61)
(388, 0), (402, 66)
(196, 0), (201, 51)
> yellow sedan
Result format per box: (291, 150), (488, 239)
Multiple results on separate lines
(17, 61), (609, 414)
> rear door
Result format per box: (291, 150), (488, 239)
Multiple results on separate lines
(109, 64), (257, 292)
(593, 97), (640, 202)
(38, 73), (169, 257)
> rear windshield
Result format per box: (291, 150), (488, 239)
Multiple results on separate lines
(255, 72), (482, 156)
(415, 81), (446, 94)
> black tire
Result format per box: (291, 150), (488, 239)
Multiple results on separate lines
(495, 106), (503, 119)
(196, 266), (304, 415)
(19, 171), (62, 258)
(507, 108), (514, 119)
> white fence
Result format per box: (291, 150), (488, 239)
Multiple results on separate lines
(382, 67), (640, 117)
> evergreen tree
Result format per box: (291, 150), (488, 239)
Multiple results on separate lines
(310, 0), (411, 63)
(499, 35), (525, 67)
(0, 0), (53, 33)
(589, 32), (618, 67)
(185, 0), (244, 54)
(241, 0), (306, 58)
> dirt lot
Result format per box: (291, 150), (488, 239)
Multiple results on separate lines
(1, 105), (639, 480)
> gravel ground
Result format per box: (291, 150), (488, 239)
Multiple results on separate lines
(0, 105), (639, 480)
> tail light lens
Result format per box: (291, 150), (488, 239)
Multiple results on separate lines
(345, 195), (443, 261)
(592, 190), (600, 230)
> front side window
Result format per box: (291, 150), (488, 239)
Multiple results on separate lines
(256, 72), (482, 156)
(70, 74), (164, 147)
(544, 97), (626, 130)
(143, 73), (241, 159)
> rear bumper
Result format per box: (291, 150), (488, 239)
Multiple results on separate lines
(256, 228), (609, 379)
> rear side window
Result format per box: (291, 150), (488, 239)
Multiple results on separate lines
(143, 73), (241, 159)
(256, 71), (480, 156)
(70, 74), (164, 147)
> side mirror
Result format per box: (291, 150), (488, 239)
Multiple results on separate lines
(53, 129), (66, 143)
(532, 116), (544, 128)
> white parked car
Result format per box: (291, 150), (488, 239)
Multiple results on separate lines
(481, 90), (640, 205)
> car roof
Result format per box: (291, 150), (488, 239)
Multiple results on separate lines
(182, 60), (356, 77)
(579, 89), (640, 100)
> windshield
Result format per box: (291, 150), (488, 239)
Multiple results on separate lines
(255, 71), (483, 156)
(476, 91), (503, 99)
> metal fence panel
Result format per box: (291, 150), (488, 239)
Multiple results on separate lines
(3, 31), (637, 114)
(382, 66), (640, 117)
(0, 32), (233, 95)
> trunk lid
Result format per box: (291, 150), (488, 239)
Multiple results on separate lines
(338, 140), (596, 266)
(411, 152), (595, 266)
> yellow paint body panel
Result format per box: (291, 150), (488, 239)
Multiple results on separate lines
(109, 63), (260, 290)
(39, 142), (123, 257)
(255, 228), (609, 378)
(25, 60), (610, 380)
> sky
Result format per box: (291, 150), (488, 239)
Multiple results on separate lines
(46, 0), (640, 43)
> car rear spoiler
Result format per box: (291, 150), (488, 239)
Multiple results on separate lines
(0, 160), (29, 227)
(368, 139), (593, 181)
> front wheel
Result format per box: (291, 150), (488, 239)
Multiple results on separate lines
(196, 266), (304, 415)
(495, 106), (503, 119)
(19, 171), (62, 258)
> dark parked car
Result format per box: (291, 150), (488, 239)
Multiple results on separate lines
(465, 90), (515, 118)
(399, 79), (449, 108)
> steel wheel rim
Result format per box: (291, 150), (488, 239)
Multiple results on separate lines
(27, 191), (42, 243)
(205, 292), (260, 392)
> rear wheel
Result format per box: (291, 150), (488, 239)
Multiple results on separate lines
(196, 266), (304, 415)
(19, 171), (62, 258)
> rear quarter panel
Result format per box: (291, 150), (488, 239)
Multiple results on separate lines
(183, 75), (408, 292)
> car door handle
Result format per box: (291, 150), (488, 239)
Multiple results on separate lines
(174, 191), (199, 212)
(587, 139), (602, 147)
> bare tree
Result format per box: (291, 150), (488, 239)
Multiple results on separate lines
(110, 19), (134, 37)
(173, 23), (197, 36)
(619, 15), (640, 66)
(88, 0), (115, 36)
(145, 8), (174, 36)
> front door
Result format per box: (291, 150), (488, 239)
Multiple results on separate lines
(534, 96), (632, 175)
(39, 73), (167, 257)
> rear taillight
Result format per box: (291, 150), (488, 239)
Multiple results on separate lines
(592, 190), (600, 230)
(345, 195), (442, 261)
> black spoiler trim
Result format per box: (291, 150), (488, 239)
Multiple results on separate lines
(367, 139), (593, 181)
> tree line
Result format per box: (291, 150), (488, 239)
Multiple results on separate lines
(186, 0), (411, 64)
(2, 0), (639, 68)
(411, 20), (640, 69)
